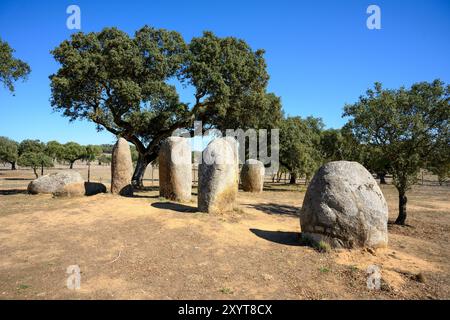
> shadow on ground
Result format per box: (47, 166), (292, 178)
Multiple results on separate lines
(388, 220), (414, 228)
(151, 201), (198, 213)
(131, 186), (160, 198)
(84, 182), (107, 196)
(133, 194), (160, 199)
(250, 228), (304, 246)
(136, 185), (159, 192)
(262, 184), (306, 193)
(246, 202), (300, 216)
(0, 189), (28, 195)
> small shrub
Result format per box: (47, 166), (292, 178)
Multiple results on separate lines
(349, 265), (359, 272)
(219, 287), (233, 294)
(319, 267), (330, 273)
(413, 272), (426, 283)
(299, 235), (332, 252)
(17, 284), (30, 290)
(233, 207), (244, 214)
(315, 241), (331, 253)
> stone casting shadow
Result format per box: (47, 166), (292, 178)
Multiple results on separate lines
(247, 202), (300, 216)
(151, 201), (197, 213)
(250, 228), (304, 246)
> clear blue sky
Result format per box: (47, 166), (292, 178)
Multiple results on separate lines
(0, 0), (449, 145)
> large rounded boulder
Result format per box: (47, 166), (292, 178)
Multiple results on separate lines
(300, 161), (388, 248)
(241, 159), (265, 192)
(28, 171), (85, 197)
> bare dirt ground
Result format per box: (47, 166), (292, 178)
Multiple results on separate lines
(0, 164), (449, 299)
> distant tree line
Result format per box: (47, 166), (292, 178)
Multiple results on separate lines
(0, 139), (108, 178)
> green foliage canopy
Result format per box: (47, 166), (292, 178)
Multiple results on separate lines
(427, 139), (450, 185)
(343, 80), (449, 224)
(279, 116), (323, 182)
(45, 141), (64, 161)
(0, 136), (19, 168)
(50, 26), (280, 186)
(18, 152), (53, 178)
(0, 38), (31, 92)
(84, 145), (103, 162)
(60, 142), (86, 168)
(18, 139), (45, 155)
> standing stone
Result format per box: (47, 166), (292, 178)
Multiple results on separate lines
(300, 161), (388, 248)
(198, 138), (238, 213)
(159, 137), (192, 202)
(241, 159), (265, 192)
(111, 138), (133, 196)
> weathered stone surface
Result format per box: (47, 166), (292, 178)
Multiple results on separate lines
(225, 136), (240, 178)
(111, 138), (133, 196)
(300, 161), (388, 248)
(159, 137), (192, 202)
(241, 159), (265, 192)
(28, 170), (85, 197)
(198, 137), (238, 213)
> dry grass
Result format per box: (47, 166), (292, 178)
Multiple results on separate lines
(0, 165), (449, 299)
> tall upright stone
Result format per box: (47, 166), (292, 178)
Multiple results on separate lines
(159, 137), (192, 202)
(198, 137), (238, 213)
(300, 161), (388, 248)
(111, 137), (133, 196)
(241, 159), (265, 192)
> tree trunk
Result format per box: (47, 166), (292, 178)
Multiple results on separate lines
(10, 162), (16, 170)
(289, 172), (297, 184)
(87, 162), (91, 182)
(70, 161), (74, 169)
(276, 171), (282, 183)
(378, 172), (386, 184)
(41, 163), (44, 176)
(438, 174), (444, 186)
(395, 192), (408, 225)
(132, 155), (151, 189)
(151, 165), (154, 185)
(33, 167), (38, 179)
